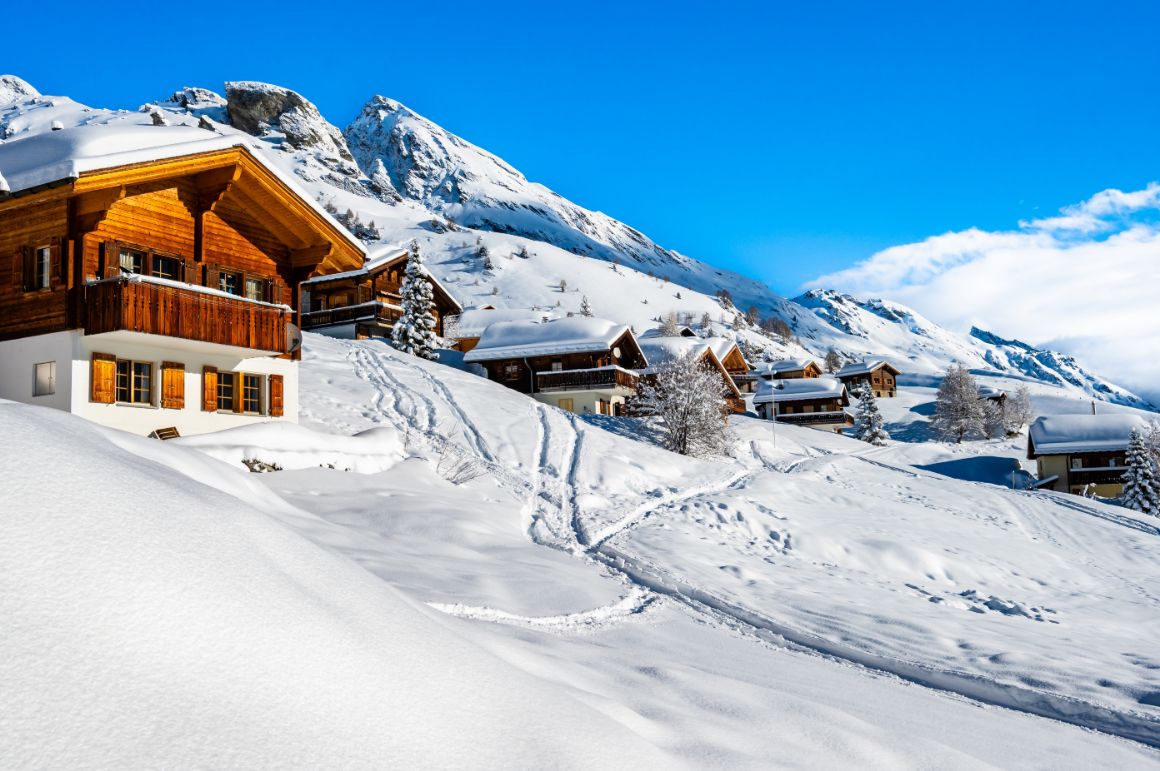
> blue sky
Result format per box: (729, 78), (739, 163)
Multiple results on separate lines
(7, 1), (1160, 295)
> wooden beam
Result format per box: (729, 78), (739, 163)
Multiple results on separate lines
(291, 243), (333, 269)
(225, 181), (315, 249)
(69, 186), (125, 236)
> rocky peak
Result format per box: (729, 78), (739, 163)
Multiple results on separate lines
(225, 81), (353, 162)
(0, 75), (40, 106)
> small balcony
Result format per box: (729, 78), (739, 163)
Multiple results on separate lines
(85, 275), (291, 354)
(773, 410), (852, 426)
(1069, 467), (1128, 486)
(300, 300), (402, 331)
(535, 366), (639, 393)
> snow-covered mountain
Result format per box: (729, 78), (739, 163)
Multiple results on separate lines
(0, 76), (1152, 410)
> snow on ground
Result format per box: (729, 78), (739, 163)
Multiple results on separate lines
(6, 334), (1160, 766)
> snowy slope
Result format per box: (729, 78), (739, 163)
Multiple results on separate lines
(0, 75), (1151, 409)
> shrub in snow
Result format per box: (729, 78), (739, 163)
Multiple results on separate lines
(242, 457), (283, 473)
(852, 389), (889, 446)
(436, 444), (486, 485)
(632, 352), (729, 457)
(1122, 428), (1160, 516)
(391, 248), (440, 361)
(932, 364), (985, 443)
(580, 295), (593, 317)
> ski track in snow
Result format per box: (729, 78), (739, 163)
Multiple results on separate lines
(348, 340), (1160, 750)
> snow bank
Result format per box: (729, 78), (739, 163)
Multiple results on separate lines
(173, 421), (406, 473)
(0, 400), (672, 767)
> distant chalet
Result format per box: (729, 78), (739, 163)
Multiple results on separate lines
(463, 316), (646, 416)
(834, 360), (901, 398)
(753, 372), (853, 432)
(637, 333), (746, 414)
(763, 358), (822, 380)
(0, 123), (366, 436)
(1027, 414), (1150, 497)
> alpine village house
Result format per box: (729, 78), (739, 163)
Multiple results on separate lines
(1026, 414), (1150, 498)
(0, 124), (366, 436)
(753, 371), (853, 432)
(463, 316), (646, 416)
(834, 360), (901, 398)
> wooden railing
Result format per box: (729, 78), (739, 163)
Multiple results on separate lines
(300, 301), (402, 330)
(85, 277), (290, 353)
(1068, 467), (1128, 486)
(774, 411), (851, 425)
(536, 367), (639, 392)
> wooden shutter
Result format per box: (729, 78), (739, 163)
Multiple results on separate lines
(232, 373), (242, 413)
(20, 246), (34, 291)
(202, 366), (218, 411)
(161, 361), (185, 409)
(50, 237), (63, 284)
(90, 353), (116, 404)
(205, 265), (220, 292)
(269, 374), (284, 417)
(103, 241), (121, 278)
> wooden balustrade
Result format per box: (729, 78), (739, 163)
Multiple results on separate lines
(85, 278), (290, 353)
(300, 301), (402, 330)
(536, 368), (639, 392)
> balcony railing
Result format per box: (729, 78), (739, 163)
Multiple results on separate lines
(535, 366), (639, 393)
(300, 301), (403, 330)
(85, 276), (291, 353)
(1069, 467), (1128, 486)
(774, 411), (852, 425)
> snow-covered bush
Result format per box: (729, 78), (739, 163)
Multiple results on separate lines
(932, 364), (985, 443)
(1122, 428), (1160, 516)
(852, 389), (889, 446)
(632, 352), (729, 457)
(391, 248), (439, 360)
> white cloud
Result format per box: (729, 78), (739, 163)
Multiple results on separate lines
(808, 185), (1160, 405)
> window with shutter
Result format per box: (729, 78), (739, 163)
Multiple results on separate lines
(269, 374), (284, 417)
(90, 353), (116, 404)
(202, 366), (218, 412)
(161, 362), (185, 409)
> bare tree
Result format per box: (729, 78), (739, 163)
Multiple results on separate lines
(632, 352), (729, 457)
(559, 278), (568, 293)
(659, 311), (681, 337)
(932, 364), (985, 443)
(1005, 385), (1035, 434)
(824, 348), (842, 373)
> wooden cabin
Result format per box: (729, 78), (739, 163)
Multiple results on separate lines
(0, 124), (364, 436)
(299, 247), (461, 340)
(1026, 414), (1148, 498)
(765, 358), (823, 380)
(707, 338), (753, 393)
(753, 374), (852, 432)
(444, 306), (558, 353)
(463, 316), (646, 416)
(834, 360), (901, 398)
(637, 336), (746, 414)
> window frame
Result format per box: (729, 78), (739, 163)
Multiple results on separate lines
(108, 240), (186, 282)
(241, 373), (263, 415)
(216, 371), (267, 415)
(35, 246), (52, 289)
(33, 361), (56, 396)
(114, 359), (154, 406)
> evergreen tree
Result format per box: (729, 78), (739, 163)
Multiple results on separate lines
(391, 248), (439, 360)
(631, 352), (729, 457)
(852, 388), (890, 446)
(932, 364), (985, 443)
(580, 295), (593, 317)
(700, 311), (712, 329)
(1122, 427), (1160, 516)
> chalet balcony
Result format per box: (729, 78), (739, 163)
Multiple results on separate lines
(85, 276), (292, 354)
(1069, 466), (1128, 486)
(535, 366), (640, 393)
(300, 300), (403, 331)
(774, 411), (852, 426)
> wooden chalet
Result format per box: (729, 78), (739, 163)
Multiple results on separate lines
(753, 374), (852, 432)
(463, 316), (646, 416)
(444, 306), (558, 353)
(0, 123), (364, 436)
(834, 360), (901, 398)
(299, 247), (461, 340)
(706, 338), (753, 393)
(1026, 414), (1148, 498)
(637, 335), (746, 414)
(765, 358), (823, 380)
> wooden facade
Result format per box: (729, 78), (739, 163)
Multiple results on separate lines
(300, 252), (460, 339)
(0, 146), (363, 350)
(771, 361), (822, 380)
(835, 362), (900, 398)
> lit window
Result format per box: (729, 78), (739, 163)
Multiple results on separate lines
(217, 372), (236, 411)
(34, 361), (55, 396)
(245, 278), (266, 302)
(36, 247), (51, 289)
(219, 272), (239, 295)
(242, 374), (263, 414)
(152, 255), (181, 280)
(115, 360), (152, 404)
(119, 248), (145, 275)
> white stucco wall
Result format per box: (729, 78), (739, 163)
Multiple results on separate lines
(0, 330), (298, 436)
(532, 389), (626, 416)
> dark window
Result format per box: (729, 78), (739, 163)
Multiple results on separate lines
(35, 246), (51, 289)
(242, 374), (262, 413)
(119, 248), (146, 275)
(217, 372), (236, 411)
(115, 360), (152, 404)
(152, 255), (181, 280)
(245, 278), (267, 302)
(34, 361), (55, 396)
(219, 272), (240, 295)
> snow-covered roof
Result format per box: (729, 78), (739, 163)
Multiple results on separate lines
(452, 308), (559, 339)
(301, 247), (409, 285)
(978, 385), (1006, 400)
(766, 358), (819, 374)
(0, 123), (366, 255)
(463, 316), (637, 363)
(637, 336), (711, 368)
(1027, 414), (1150, 456)
(705, 337), (744, 366)
(753, 376), (847, 404)
(835, 360), (899, 377)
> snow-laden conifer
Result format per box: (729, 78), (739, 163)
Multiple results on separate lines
(632, 352), (729, 457)
(932, 364), (985, 443)
(579, 295), (593, 317)
(852, 388), (890, 446)
(1122, 427), (1160, 516)
(391, 247), (439, 360)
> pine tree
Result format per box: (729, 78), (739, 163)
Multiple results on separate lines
(391, 248), (439, 360)
(1122, 427), (1160, 516)
(852, 388), (890, 446)
(632, 352), (729, 457)
(700, 311), (712, 329)
(932, 364), (985, 443)
(580, 295), (593, 317)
